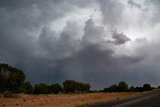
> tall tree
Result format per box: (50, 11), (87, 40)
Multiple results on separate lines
(0, 63), (25, 93)
(117, 81), (129, 92)
(143, 84), (152, 91)
(19, 81), (33, 94)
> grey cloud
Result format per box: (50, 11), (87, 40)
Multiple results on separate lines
(68, 0), (97, 8)
(111, 30), (131, 45)
(39, 20), (82, 60)
(99, 0), (124, 27)
(149, 0), (160, 24)
(128, 0), (142, 9)
(54, 43), (144, 89)
(0, 0), (76, 84)
(45, 19), (144, 89)
(0, 0), (64, 8)
(82, 18), (106, 45)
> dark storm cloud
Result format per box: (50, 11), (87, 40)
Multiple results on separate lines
(39, 20), (82, 60)
(54, 43), (144, 89)
(0, 0), (76, 83)
(44, 18), (143, 88)
(0, 0), (160, 89)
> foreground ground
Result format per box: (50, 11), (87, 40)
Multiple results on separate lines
(86, 90), (160, 107)
(0, 92), (140, 107)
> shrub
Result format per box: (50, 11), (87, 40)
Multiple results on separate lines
(50, 83), (62, 94)
(34, 83), (50, 94)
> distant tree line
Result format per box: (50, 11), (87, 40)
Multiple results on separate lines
(33, 80), (90, 94)
(63, 80), (90, 93)
(103, 81), (154, 92)
(0, 63), (159, 95)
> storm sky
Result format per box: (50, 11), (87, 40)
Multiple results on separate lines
(0, 0), (160, 89)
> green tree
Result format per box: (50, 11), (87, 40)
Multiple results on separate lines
(77, 82), (90, 92)
(0, 63), (25, 93)
(135, 87), (143, 92)
(63, 80), (77, 93)
(82, 83), (90, 92)
(117, 81), (129, 92)
(63, 80), (91, 93)
(34, 83), (50, 94)
(143, 84), (152, 91)
(19, 81), (33, 94)
(103, 87), (110, 92)
(50, 83), (62, 94)
(108, 84), (118, 92)
(129, 86), (136, 92)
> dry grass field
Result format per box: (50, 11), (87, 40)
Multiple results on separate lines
(0, 92), (140, 107)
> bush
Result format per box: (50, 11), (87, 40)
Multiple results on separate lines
(34, 83), (50, 94)
(50, 83), (62, 94)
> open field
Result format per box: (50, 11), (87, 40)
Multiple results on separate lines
(0, 92), (140, 107)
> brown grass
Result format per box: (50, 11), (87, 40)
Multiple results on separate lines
(0, 92), (140, 107)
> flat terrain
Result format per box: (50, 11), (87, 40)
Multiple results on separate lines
(0, 92), (140, 107)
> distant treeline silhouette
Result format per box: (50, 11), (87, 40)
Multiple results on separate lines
(0, 63), (159, 95)
(102, 81), (154, 93)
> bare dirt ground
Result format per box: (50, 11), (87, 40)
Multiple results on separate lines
(0, 92), (140, 107)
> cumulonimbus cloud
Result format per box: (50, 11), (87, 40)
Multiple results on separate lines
(0, 0), (160, 89)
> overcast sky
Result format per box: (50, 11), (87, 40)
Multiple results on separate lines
(0, 0), (160, 89)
